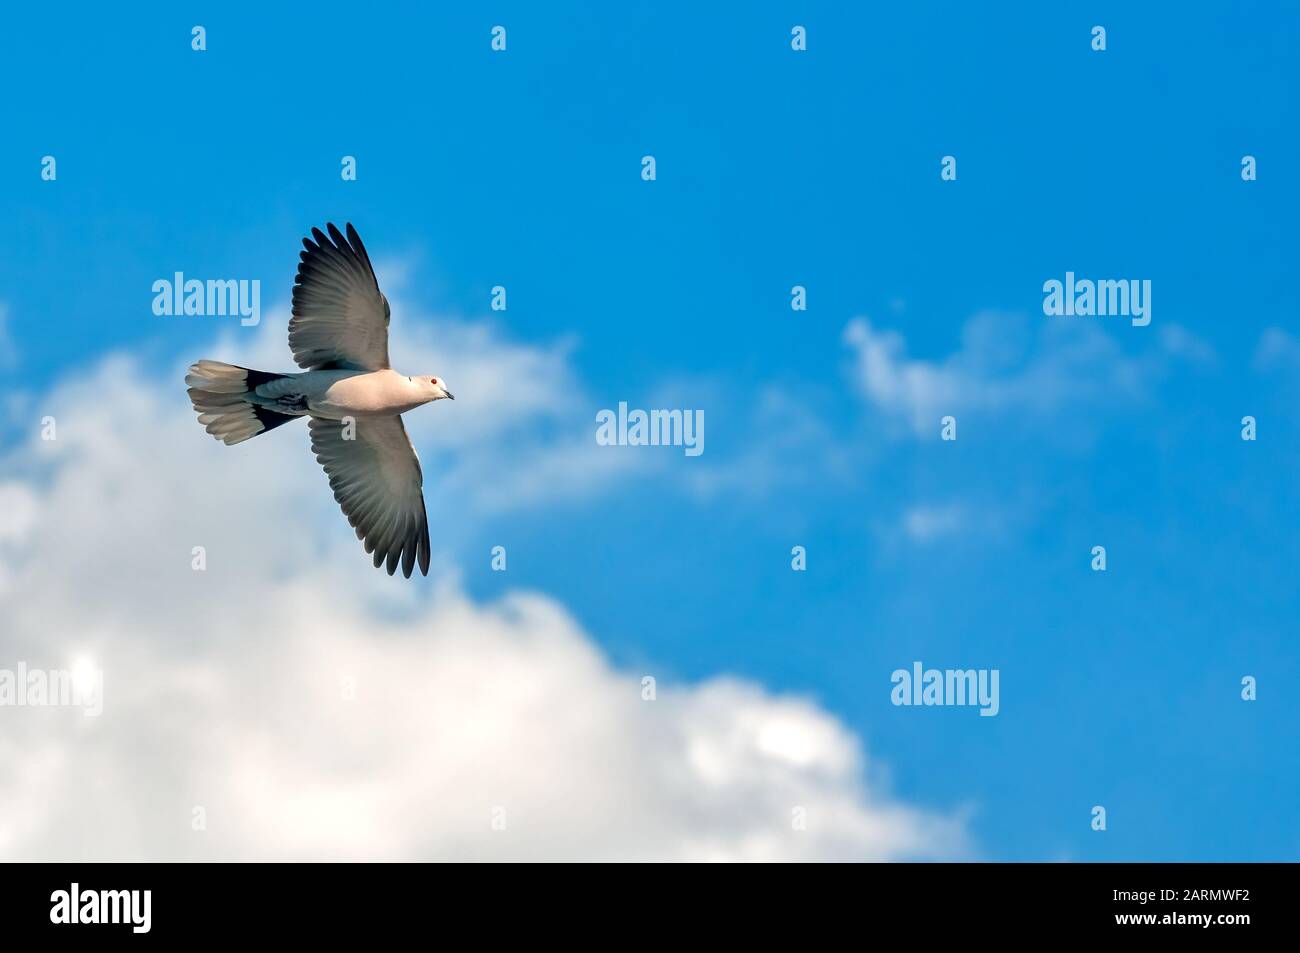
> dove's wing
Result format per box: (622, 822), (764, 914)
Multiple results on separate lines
(290, 222), (391, 371)
(309, 415), (431, 578)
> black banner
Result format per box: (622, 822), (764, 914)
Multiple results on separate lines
(0, 862), (1284, 940)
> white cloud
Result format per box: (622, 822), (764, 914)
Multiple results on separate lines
(679, 385), (853, 502)
(1254, 326), (1300, 372)
(894, 500), (1020, 548)
(0, 329), (968, 861)
(902, 504), (970, 543)
(0, 305), (16, 369)
(843, 311), (1208, 437)
(1157, 324), (1217, 368)
(0, 483), (37, 545)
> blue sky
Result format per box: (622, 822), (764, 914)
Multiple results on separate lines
(2, 2), (1297, 860)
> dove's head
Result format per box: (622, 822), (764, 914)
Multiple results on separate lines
(420, 376), (455, 402)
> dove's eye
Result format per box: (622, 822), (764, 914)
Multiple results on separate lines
(430, 378), (439, 385)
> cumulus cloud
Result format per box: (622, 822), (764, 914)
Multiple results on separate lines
(0, 324), (967, 861)
(843, 311), (1209, 437)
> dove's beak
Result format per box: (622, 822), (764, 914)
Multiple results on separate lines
(444, 390), (455, 401)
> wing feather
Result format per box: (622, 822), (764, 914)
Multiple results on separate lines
(290, 222), (391, 371)
(309, 415), (430, 578)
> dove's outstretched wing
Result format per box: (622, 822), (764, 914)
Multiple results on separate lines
(290, 222), (391, 371)
(309, 415), (431, 578)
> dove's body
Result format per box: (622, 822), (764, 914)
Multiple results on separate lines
(185, 222), (453, 578)
(253, 368), (439, 419)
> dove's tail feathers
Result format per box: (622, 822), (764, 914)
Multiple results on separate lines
(186, 360), (302, 446)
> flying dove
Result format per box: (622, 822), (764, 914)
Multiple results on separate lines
(185, 223), (453, 578)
